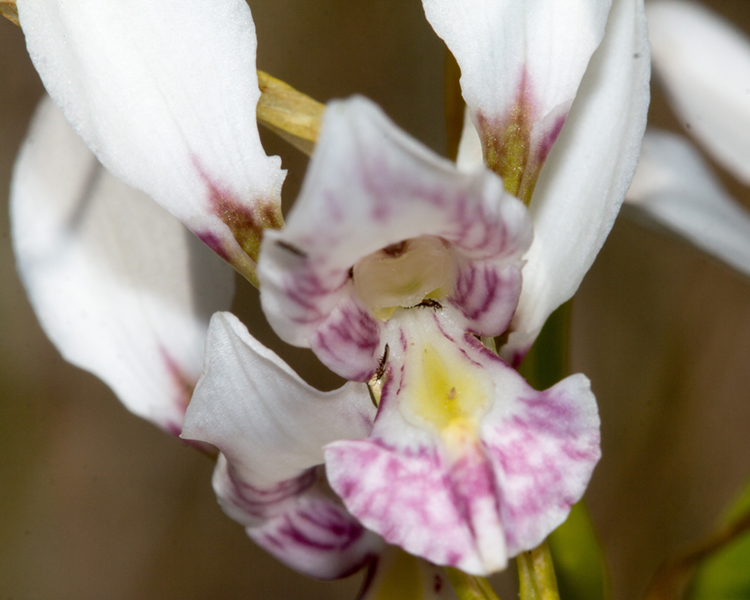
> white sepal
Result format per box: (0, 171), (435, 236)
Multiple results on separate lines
(627, 130), (750, 277)
(504, 0), (650, 361)
(12, 97), (234, 434)
(18, 0), (285, 280)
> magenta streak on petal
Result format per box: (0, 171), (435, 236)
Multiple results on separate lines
(537, 114), (568, 166)
(354, 149), (523, 261)
(222, 467), (318, 522)
(282, 268), (349, 324)
(248, 492), (380, 580)
(477, 68), (567, 206)
(195, 230), (231, 261)
(449, 262), (522, 337)
(159, 347), (195, 415)
(275, 503), (366, 552)
(311, 300), (383, 381)
(157, 346), (216, 450)
(192, 155), (282, 264)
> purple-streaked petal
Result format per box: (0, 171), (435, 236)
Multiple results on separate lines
(181, 312), (382, 578)
(18, 0), (285, 283)
(259, 97), (532, 378)
(626, 130), (750, 277)
(482, 373), (600, 556)
(11, 96), (234, 435)
(359, 546), (458, 600)
(503, 0), (650, 362)
(325, 309), (600, 575)
(424, 0), (612, 202)
(648, 0), (750, 185)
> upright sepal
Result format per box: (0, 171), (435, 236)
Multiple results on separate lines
(423, 0), (612, 202)
(18, 0), (285, 283)
(182, 312), (383, 579)
(11, 96), (234, 435)
(503, 0), (650, 362)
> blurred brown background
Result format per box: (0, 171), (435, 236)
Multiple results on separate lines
(2, 1), (750, 598)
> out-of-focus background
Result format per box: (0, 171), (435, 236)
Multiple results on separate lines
(2, 1), (750, 598)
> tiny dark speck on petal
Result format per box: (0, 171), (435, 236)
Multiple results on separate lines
(633, 52), (641, 59)
(276, 240), (308, 257)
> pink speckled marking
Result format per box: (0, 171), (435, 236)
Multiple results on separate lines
(325, 321), (600, 574)
(325, 437), (504, 574)
(484, 379), (600, 555)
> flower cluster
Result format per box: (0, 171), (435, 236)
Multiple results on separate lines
(9, 0), (668, 595)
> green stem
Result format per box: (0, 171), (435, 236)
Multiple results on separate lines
(518, 542), (562, 600)
(446, 569), (502, 600)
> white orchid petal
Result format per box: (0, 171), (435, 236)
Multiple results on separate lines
(504, 0), (650, 361)
(259, 97), (531, 379)
(181, 312), (382, 578)
(326, 310), (600, 575)
(648, 0), (750, 185)
(627, 130), (750, 277)
(17, 0), (285, 280)
(424, 0), (612, 200)
(11, 97), (234, 435)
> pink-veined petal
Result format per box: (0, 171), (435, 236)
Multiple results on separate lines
(626, 130), (750, 277)
(359, 546), (458, 600)
(17, 0), (285, 282)
(503, 0), (650, 362)
(648, 0), (750, 185)
(181, 312), (382, 579)
(325, 309), (600, 575)
(259, 97), (532, 379)
(424, 0), (612, 202)
(11, 96), (234, 435)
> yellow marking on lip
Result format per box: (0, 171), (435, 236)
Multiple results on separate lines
(405, 343), (489, 437)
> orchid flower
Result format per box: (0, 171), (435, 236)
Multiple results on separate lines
(12, 0), (649, 587)
(253, 97), (601, 575)
(625, 0), (750, 278)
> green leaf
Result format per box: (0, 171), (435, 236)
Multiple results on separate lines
(689, 478), (750, 600)
(548, 502), (610, 600)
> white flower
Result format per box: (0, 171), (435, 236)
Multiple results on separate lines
(12, 0), (649, 581)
